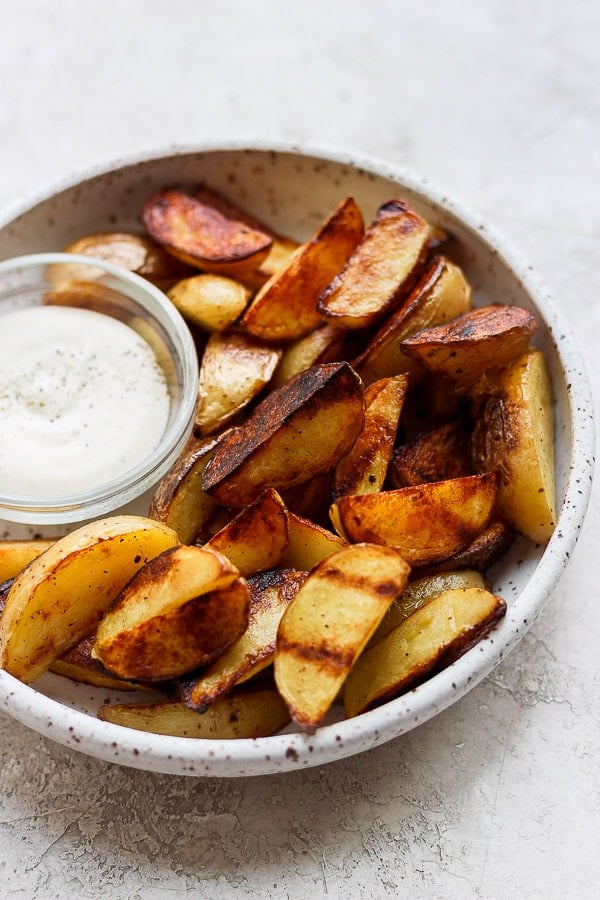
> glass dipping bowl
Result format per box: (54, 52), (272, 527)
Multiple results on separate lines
(0, 252), (198, 526)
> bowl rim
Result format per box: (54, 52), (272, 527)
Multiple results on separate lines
(0, 251), (199, 523)
(0, 141), (595, 776)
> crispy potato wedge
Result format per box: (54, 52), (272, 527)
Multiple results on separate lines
(98, 688), (290, 738)
(272, 324), (348, 388)
(317, 199), (430, 330)
(142, 188), (273, 278)
(368, 569), (487, 646)
(167, 273), (250, 331)
(331, 472), (498, 566)
(206, 488), (289, 577)
(239, 196), (364, 342)
(470, 349), (556, 542)
(344, 587), (506, 717)
(196, 330), (281, 435)
(50, 633), (152, 691)
(333, 375), (408, 499)
(413, 519), (514, 576)
(47, 232), (192, 291)
(202, 362), (365, 507)
(354, 256), (472, 384)
(0, 516), (179, 683)
(274, 543), (410, 732)
(0, 540), (56, 582)
(93, 544), (249, 681)
(280, 512), (347, 571)
(279, 470), (335, 526)
(149, 434), (223, 544)
(390, 420), (472, 487)
(401, 305), (537, 386)
(181, 568), (307, 711)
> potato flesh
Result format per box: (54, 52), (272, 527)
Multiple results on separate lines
(202, 361), (365, 506)
(196, 331), (281, 435)
(0, 540), (55, 582)
(0, 517), (179, 683)
(470, 349), (556, 542)
(272, 325), (347, 388)
(206, 488), (289, 577)
(279, 512), (347, 571)
(181, 568), (307, 712)
(98, 689), (290, 739)
(344, 587), (506, 717)
(274, 543), (410, 732)
(317, 200), (430, 330)
(332, 472), (498, 566)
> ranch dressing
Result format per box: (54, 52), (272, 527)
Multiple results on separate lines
(0, 305), (170, 497)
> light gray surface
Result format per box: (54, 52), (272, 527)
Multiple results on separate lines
(0, 2), (598, 897)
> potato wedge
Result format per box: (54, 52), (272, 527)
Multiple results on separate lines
(181, 568), (307, 712)
(50, 633), (151, 691)
(317, 199), (430, 330)
(369, 569), (487, 646)
(279, 470), (335, 525)
(401, 305), (537, 386)
(94, 544), (249, 681)
(470, 349), (556, 542)
(331, 472), (498, 566)
(167, 273), (250, 332)
(332, 375), (408, 499)
(196, 330), (281, 434)
(47, 232), (191, 291)
(239, 196), (364, 342)
(98, 688), (290, 739)
(202, 362), (365, 507)
(280, 512), (347, 571)
(149, 433), (223, 544)
(142, 188), (273, 278)
(354, 256), (472, 384)
(206, 488), (289, 577)
(274, 543), (410, 732)
(0, 540), (56, 582)
(344, 587), (506, 717)
(272, 324), (348, 388)
(390, 420), (472, 487)
(0, 516), (179, 683)
(413, 519), (514, 577)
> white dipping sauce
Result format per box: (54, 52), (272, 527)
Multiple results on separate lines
(0, 305), (170, 497)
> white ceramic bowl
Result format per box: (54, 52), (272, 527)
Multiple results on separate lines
(0, 143), (594, 776)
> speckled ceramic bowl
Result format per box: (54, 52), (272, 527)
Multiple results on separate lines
(0, 143), (594, 776)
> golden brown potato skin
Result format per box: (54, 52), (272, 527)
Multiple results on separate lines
(202, 361), (365, 507)
(390, 420), (472, 487)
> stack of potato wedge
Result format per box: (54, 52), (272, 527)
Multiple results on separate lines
(0, 184), (557, 739)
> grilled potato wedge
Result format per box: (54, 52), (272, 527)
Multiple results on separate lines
(149, 434), (223, 544)
(317, 199), (430, 330)
(344, 587), (506, 717)
(93, 544), (249, 681)
(272, 324), (348, 388)
(167, 273), (250, 331)
(196, 330), (281, 434)
(142, 188), (273, 279)
(413, 519), (514, 577)
(206, 488), (289, 577)
(98, 688), (290, 738)
(332, 375), (408, 499)
(239, 196), (364, 342)
(331, 472), (498, 566)
(202, 362), (365, 507)
(280, 512), (347, 571)
(0, 540), (56, 582)
(354, 256), (472, 384)
(50, 633), (150, 691)
(0, 516), (179, 683)
(369, 569), (487, 646)
(401, 305), (537, 386)
(470, 349), (556, 542)
(390, 420), (472, 487)
(274, 543), (410, 732)
(181, 568), (307, 711)
(48, 231), (191, 291)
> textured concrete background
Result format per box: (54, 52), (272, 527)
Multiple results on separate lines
(1, 1), (599, 897)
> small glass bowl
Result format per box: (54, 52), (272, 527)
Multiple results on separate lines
(0, 252), (198, 526)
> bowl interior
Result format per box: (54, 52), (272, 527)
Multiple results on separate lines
(0, 147), (592, 776)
